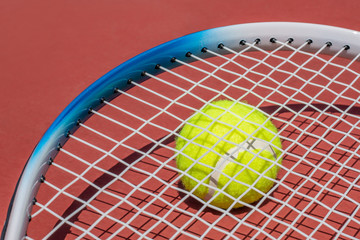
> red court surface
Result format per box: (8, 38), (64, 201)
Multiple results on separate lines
(1, 0), (360, 236)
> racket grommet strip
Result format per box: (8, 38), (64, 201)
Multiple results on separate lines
(47, 158), (53, 165)
(254, 38), (261, 44)
(170, 57), (177, 63)
(306, 39), (313, 44)
(28, 215), (32, 222)
(185, 52), (192, 57)
(201, 47), (208, 53)
(76, 119), (82, 126)
(287, 38), (294, 43)
(344, 45), (350, 50)
(239, 40), (246, 45)
(100, 97), (106, 104)
(218, 43), (224, 49)
(32, 198), (37, 205)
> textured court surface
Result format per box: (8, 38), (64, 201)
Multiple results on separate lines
(1, 0), (360, 233)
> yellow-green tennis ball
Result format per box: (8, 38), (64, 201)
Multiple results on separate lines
(175, 100), (282, 209)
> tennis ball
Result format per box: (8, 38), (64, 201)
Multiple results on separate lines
(175, 100), (282, 209)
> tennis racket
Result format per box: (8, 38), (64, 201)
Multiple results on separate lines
(2, 22), (360, 239)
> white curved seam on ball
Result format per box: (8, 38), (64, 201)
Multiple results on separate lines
(204, 139), (277, 201)
(205, 148), (238, 201)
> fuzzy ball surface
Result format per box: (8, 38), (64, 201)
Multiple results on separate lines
(175, 100), (282, 209)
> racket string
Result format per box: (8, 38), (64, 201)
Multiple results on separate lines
(62, 132), (209, 239)
(50, 144), (189, 239)
(169, 41), (357, 236)
(136, 45), (360, 187)
(73, 113), (354, 237)
(27, 39), (360, 239)
(47, 118), (286, 238)
(66, 124), (253, 239)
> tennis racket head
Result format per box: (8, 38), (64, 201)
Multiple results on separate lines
(2, 22), (360, 239)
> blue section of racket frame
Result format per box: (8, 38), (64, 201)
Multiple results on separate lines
(2, 22), (360, 240)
